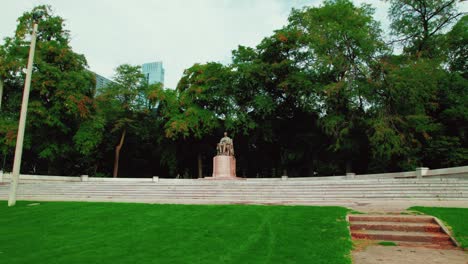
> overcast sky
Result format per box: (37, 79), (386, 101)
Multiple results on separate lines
(1, 0), (466, 88)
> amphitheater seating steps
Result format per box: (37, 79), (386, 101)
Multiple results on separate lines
(0, 178), (467, 204)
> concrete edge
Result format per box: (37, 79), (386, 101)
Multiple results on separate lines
(1, 165), (467, 183)
(433, 216), (462, 248)
(346, 214), (352, 237)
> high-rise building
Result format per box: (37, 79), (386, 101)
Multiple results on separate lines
(94, 73), (113, 90)
(90, 72), (114, 96)
(142, 61), (164, 86)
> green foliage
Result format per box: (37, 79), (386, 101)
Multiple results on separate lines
(95, 64), (163, 177)
(1, 2), (466, 177)
(378, 241), (397, 246)
(159, 63), (231, 139)
(424, 136), (468, 167)
(153, 0), (467, 175)
(0, 201), (352, 264)
(289, 0), (385, 80)
(73, 116), (105, 155)
(104, 64), (145, 110)
(367, 57), (457, 169)
(96, 64), (153, 134)
(368, 117), (404, 160)
(386, 0), (463, 57)
(286, 0), (385, 170)
(0, 116), (17, 153)
(437, 73), (468, 136)
(0, 5), (95, 175)
(445, 15), (468, 74)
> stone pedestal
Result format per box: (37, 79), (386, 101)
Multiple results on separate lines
(211, 155), (237, 179)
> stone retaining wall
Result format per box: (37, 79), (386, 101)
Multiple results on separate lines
(1, 165), (467, 183)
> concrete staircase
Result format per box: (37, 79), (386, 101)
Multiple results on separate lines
(349, 214), (455, 247)
(0, 178), (467, 204)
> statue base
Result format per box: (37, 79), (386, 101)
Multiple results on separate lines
(204, 155), (242, 180)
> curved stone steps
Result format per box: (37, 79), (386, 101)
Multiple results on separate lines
(1, 178), (468, 203)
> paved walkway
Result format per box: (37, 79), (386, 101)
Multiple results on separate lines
(352, 244), (467, 264)
(345, 200), (468, 213)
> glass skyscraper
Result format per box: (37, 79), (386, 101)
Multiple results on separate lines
(142, 61), (165, 85)
(94, 73), (113, 90)
(89, 71), (114, 96)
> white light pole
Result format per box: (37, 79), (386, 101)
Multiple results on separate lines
(8, 15), (41, 207)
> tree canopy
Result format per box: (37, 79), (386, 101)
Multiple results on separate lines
(0, 5), (95, 175)
(0, 1), (466, 178)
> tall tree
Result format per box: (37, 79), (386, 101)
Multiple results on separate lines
(156, 63), (231, 177)
(368, 57), (445, 170)
(97, 64), (154, 177)
(444, 14), (468, 75)
(288, 0), (385, 172)
(386, 0), (463, 57)
(0, 5), (95, 174)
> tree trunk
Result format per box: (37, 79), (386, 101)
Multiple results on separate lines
(197, 153), (203, 178)
(113, 129), (126, 178)
(94, 163), (99, 176)
(346, 160), (353, 174)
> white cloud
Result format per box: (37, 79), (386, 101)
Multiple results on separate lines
(1, 0), (466, 88)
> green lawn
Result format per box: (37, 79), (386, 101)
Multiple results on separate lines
(409, 206), (468, 248)
(0, 201), (352, 264)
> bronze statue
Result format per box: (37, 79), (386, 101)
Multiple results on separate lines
(217, 132), (234, 156)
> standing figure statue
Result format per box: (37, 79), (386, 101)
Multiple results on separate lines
(217, 132), (234, 156)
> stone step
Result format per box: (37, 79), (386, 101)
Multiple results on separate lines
(350, 221), (442, 232)
(8, 186), (467, 191)
(348, 214), (457, 247)
(9, 181), (468, 186)
(4, 181), (468, 186)
(8, 189), (468, 193)
(2, 189), (467, 198)
(349, 215), (435, 223)
(9, 185), (468, 190)
(3, 195), (468, 206)
(351, 230), (451, 243)
(1, 179), (468, 203)
(1, 186), (466, 192)
(2, 194), (468, 202)
(393, 241), (458, 249)
(2, 192), (467, 198)
(4, 187), (468, 193)
(9, 186), (468, 194)
(0, 186), (468, 194)
(5, 194), (466, 200)
(30, 188), (467, 192)
(0, 195), (361, 206)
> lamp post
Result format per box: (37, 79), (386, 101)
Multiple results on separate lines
(8, 11), (43, 207)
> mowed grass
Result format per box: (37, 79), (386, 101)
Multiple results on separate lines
(0, 201), (352, 264)
(410, 207), (468, 248)
(378, 241), (397, 246)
